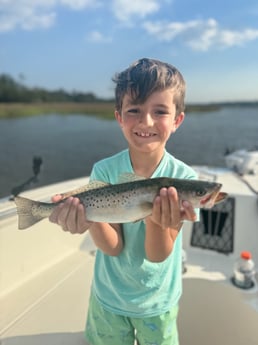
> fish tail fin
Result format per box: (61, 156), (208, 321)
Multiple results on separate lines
(14, 196), (46, 230)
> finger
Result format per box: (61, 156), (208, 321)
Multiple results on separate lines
(181, 200), (197, 222)
(77, 203), (90, 234)
(151, 195), (161, 224)
(160, 188), (170, 228)
(65, 198), (89, 234)
(167, 187), (182, 229)
(51, 194), (63, 203)
(56, 197), (73, 230)
(66, 198), (81, 234)
(167, 187), (178, 206)
(49, 202), (65, 223)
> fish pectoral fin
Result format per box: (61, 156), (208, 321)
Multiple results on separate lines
(118, 172), (146, 183)
(61, 180), (109, 198)
(132, 201), (153, 222)
(140, 201), (153, 212)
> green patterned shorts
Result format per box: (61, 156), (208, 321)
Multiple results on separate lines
(84, 293), (179, 345)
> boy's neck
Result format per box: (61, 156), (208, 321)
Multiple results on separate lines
(129, 149), (165, 178)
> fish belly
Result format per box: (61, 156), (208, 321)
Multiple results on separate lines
(84, 192), (154, 223)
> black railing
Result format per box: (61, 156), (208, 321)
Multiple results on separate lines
(191, 197), (235, 254)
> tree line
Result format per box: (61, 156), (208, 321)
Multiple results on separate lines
(0, 74), (106, 103)
(1, 73), (257, 109)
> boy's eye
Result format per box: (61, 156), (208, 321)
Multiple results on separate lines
(154, 109), (169, 116)
(155, 110), (167, 115)
(125, 107), (170, 117)
(127, 108), (139, 114)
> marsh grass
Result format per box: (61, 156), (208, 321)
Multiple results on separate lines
(0, 101), (222, 120)
(0, 102), (116, 119)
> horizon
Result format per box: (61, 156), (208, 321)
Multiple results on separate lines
(1, 1), (258, 103)
(1, 72), (258, 105)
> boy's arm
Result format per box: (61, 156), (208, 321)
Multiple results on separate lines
(89, 222), (123, 256)
(144, 187), (196, 262)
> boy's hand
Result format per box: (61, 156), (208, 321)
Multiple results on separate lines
(49, 195), (92, 234)
(145, 187), (197, 262)
(150, 187), (197, 230)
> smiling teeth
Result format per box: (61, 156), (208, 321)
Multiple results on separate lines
(137, 132), (154, 137)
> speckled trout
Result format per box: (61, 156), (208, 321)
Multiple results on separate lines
(14, 174), (227, 230)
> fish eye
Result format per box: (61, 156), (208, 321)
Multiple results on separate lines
(195, 189), (206, 197)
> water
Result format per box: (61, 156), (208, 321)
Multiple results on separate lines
(0, 106), (257, 198)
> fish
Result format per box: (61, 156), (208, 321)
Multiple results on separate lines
(14, 174), (228, 230)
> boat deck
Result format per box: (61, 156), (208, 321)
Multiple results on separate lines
(1, 249), (93, 345)
(1, 174), (258, 345)
(1, 226), (258, 345)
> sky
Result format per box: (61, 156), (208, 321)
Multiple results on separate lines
(0, 0), (258, 103)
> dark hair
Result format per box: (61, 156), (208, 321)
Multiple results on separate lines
(113, 58), (186, 115)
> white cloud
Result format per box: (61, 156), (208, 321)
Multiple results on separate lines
(143, 18), (258, 51)
(86, 30), (112, 43)
(143, 19), (201, 41)
(0, 0), (98, 32)
(111, 0), (160, 22)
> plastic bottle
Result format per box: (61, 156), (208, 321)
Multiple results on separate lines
(233, 251), (255, 289)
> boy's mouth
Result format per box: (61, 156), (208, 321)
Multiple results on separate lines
(134, 131), (156, 138)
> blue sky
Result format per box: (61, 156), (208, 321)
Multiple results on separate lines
(1, 0), (258, 103)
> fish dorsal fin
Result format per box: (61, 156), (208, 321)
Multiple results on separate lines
(87, 180), (110, 190)
(118, 173), (146, 183)
(60, 180), (109, 198)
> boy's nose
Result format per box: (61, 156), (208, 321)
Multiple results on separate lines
(139, 112), (153, 125)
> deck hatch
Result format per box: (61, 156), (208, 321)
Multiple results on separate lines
(190, 197), (235, 253)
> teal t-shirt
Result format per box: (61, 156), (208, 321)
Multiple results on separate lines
(90, 149), (197, 317)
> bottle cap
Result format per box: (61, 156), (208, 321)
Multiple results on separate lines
(241, 251), (252, 260)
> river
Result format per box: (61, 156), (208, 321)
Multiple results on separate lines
(0, 106), (257, 198)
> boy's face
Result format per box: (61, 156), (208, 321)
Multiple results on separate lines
(115, 89), (184, 155)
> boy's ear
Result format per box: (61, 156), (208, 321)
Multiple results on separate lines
(173, 112), (185, 131)
(115, 110), (123, 126)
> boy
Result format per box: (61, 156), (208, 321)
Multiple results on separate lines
(50, 58), (197, 345)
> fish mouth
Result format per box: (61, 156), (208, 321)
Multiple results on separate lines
(214, 192), (228, 203)
(200, 184), (228, 208)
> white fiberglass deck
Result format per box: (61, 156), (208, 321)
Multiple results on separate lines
(1, 173), (258, 345)
(1, 234), (258, 345)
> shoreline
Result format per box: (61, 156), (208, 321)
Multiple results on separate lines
(0, 102), (222, 120)
(1, 101), (257, 120)
(0, 102), (115, 120)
